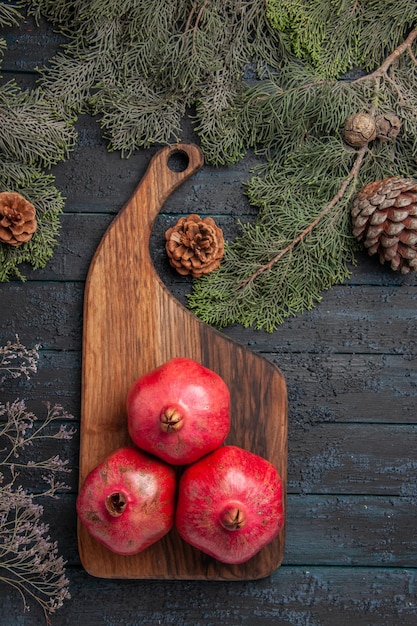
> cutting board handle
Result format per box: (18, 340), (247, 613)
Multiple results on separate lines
(88, 143), (205, 284)
(123, 143), (204, 236)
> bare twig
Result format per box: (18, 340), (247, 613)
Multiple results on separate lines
(349, 0), (359, 16)
(0, 339), (74, 621)
(184, 2), (197, 34)
(192, 0), (209, 55)
(354, 28), (417, 85)
(408, 45), (417, 65)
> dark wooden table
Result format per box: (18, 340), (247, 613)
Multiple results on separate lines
(1, 15), (417, 626)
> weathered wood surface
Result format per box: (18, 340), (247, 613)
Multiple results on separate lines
(15, 492), (417, 568)
(1, 14), (417, 626)
(2, 281), (416, 355)
(3, 349), (416, 425)
(1, 565), (416, 626)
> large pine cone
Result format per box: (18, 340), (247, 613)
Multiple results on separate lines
(351, 177), (417, 274)
(0, 192), (37, 247)
(165, 214), (224, 278)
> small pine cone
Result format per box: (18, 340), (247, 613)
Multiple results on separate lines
(0, 192), (37, 247)
(165, 214), (224, 278)
(375, 113), (402, 142)
(343, 113), (376, 148)
(351, 177), (417, 274)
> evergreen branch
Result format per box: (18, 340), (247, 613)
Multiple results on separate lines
(0, 164), (65, 281)
(184, 2), (197, 35)
(0, 82), (76, 168)
(349, 0), (359, 16)
(189, 16), (417, 330)
(237, 29), (417, 289)
(0, 8), (77, 282)
(13, 0), (417, 329)
(354, 28), (417, 83)
(266, 0), (417, 79)
(408, 45), (417, 66)
(238, 145), (368, 289)
(0, 3), (22, 27)
(23, 0), (288, 164)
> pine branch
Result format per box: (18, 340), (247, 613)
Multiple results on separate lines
(354, 28), (417, 83)
(0, 3), (22, 28)
(266, 0), (417, 79)
(240, 28), (417, 285)
(243, 27), (416, 249)
(13, 0), (417, 328)
(0, 83), (76, 167)
(23, 0), (289, 163)
(0, 165), (65, 281)
(238, 144), (368, 289)
(0, 7), (77, 281)
(188, 26), (417, 330)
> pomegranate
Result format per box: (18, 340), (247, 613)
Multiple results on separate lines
(127, 357), (230, 465)
(76, 446), (176, 555)
(175, 445), (284, 564)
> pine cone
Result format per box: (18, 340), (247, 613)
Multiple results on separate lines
(0, 192), (37, 247)
(343, 113), (376, 148)
(351, 177), (417, 274)
(375, 113), (402, 142)
(165, 214), (224, 278)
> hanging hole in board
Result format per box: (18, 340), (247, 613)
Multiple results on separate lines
(167, 150), (189, 173)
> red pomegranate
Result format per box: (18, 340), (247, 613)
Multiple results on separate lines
(76, 446), (176, 555)
(175, 445), (284, 564)
(127, 357), (230, 465)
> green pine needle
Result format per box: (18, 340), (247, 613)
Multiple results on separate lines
(11, 0), (417, 329)
(0, 164), (65, 281)
(23, 0), (288, 160)
(266, 0), (416, 79)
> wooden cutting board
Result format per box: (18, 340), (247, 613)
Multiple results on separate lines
(79, 143), (288, 580)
